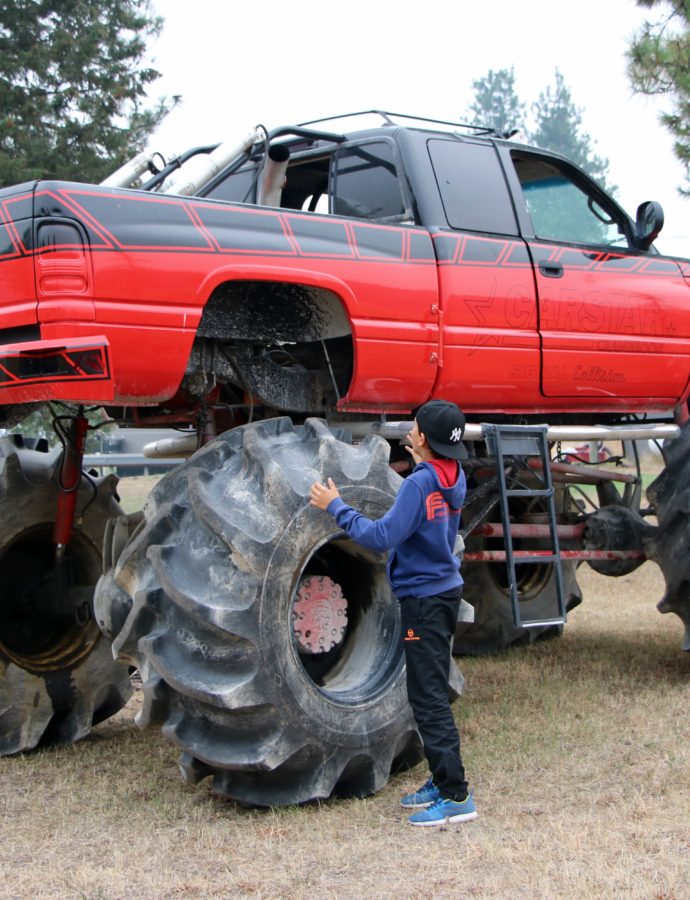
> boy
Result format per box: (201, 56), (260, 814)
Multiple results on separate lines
(309, 400), (477, 827)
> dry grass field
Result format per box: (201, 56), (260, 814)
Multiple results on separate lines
(2, 474), (689, 899)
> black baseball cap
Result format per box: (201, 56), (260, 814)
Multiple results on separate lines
(415, 400), (468, 460)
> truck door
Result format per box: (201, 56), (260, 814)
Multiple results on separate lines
(507, 150), (690, 403)
(425, 138), (542, 411)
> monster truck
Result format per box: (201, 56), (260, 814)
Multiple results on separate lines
(1, 111), (688, 806)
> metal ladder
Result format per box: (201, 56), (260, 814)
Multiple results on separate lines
(483, 424), (567, 629)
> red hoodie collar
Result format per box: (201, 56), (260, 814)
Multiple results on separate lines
(428, 458), (459, 487)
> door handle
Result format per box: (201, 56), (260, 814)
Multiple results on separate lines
(538, 261), (564, 278)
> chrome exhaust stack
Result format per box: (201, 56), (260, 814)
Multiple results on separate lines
(162, 127), (262, 196)
(258, 143), (290, 207)
(100, 152), (156, 188)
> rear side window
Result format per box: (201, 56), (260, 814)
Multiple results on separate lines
(332, 142), (405, 220)
(428, 139), (518, 235)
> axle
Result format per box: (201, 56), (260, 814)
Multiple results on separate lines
(464, 549), (646, 562)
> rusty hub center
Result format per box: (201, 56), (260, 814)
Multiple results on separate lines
(292, 574), (348, 654)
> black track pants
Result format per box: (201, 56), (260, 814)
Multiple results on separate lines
(399, 591), (468, 802)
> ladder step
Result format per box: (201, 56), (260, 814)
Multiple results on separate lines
(491, 436), (545, 455)
(513, 554), (559, 564)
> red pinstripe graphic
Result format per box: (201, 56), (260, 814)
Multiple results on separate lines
(495, 241), (515, 266)
(277, 213), (302, 255)
(186, 204), (221, 252)
(344, 220), (358, 258)
(0, 205), (22, 258)
(402, 227), (410, 262)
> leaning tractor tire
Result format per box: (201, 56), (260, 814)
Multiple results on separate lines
(94, 418), (424, 807)
(454, 556), (582, 656)
(454, 486), (582, 656)
(0, 437), (131, 755)
(645, 422), (690, 651)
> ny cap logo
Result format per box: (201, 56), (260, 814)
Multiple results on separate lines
(450, 427), (463, 442)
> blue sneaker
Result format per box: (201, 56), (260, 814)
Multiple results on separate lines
(400, 777), (440, 809)
(407, 794), (478, 826)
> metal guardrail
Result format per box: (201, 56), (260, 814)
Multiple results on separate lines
(84, 453), (184, 471)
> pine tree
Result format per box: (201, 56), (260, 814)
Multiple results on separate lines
(628, 0), (690, 195)
(466, 67), (526, 137)
(0, 0), (170, 186)
(529, 70), (612, 190)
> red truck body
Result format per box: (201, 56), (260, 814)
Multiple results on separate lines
(2, 164), (690, 416)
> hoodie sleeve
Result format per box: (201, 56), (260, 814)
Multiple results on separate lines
(326, 477), (424, 553)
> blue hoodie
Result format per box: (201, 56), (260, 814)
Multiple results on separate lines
(327, 461), (466, 599)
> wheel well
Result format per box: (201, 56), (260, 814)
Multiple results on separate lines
(197, 280), (352, 343)
(186, 280), (354, 414)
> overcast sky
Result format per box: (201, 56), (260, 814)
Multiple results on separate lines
(145, 0), (689, 257)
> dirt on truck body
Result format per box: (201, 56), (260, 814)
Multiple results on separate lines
(0, 110), (688, 806)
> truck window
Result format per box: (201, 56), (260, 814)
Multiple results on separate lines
(427, 139), (518, 236)
(331, 142), (405, 220)
(511, 152), (631, 248)
(281, 157), (330, 212)
(201, 154), (333, 213)
(203, 166), (257, 204)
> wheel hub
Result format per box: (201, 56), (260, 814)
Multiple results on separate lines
(293, 575), (348, 654)
(0, 531), (100, 672)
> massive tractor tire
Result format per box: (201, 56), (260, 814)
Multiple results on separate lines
(454, 487), (582, 656)
(94, 418), (426, 807)
(0, 437), (131, 755)
(454, 556), (582, 656)
(646, 422), (690, 651)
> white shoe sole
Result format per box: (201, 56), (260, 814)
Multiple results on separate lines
(408, 810), (478, 826)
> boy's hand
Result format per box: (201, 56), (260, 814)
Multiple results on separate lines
(405, 444), (422, 466)
(310, 477), (340, 510)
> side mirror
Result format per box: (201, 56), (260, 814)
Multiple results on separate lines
(635, 200), (664, 251)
